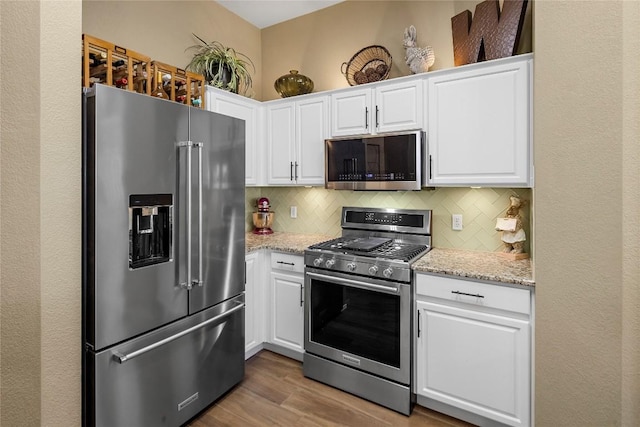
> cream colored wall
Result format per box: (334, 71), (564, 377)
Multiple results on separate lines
(621, 3), (640, 424)
(534, 1), (639, 425)
(247, 187), (532, 253)
(261, 0), (531, 100)
(1, 2), (42, 424)
(41, 1), (83, 424)
(0, 1), (82, 425)
(82, 1), (263, 99)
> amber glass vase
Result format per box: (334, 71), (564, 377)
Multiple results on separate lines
(274, 70), (314, 98)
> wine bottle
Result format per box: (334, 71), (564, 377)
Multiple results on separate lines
(152, 72), (169, 99)
(115, 77), (128, 88)
(88, 51), (107, 64)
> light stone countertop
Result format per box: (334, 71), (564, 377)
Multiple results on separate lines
(245, 232), (332, 255)
(245, 232), (534, 287)
(413, 247), (534, 287)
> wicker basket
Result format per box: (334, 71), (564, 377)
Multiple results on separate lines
(341, 45), (392, 86)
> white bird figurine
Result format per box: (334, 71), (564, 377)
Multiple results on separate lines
(403, 25), (435, 74)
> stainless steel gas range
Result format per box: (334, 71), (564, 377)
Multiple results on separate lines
(303, 206), (432, 415)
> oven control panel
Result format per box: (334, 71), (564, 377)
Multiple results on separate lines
(304, 251), (412, 283)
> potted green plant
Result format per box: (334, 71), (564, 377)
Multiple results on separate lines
(185, 34), (254, 96)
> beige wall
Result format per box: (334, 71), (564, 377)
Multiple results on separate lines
(534, 1), (640, 425)
(261, 0), (531, 100)
(621, 3), (640, 424)
(82, 1), (263, 99)
(1, 0), (82, 425)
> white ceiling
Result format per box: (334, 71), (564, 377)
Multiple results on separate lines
(216, 0), (344, 29)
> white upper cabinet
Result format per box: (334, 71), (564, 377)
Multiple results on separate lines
(426, 54), (533, 187)
(266, 94), (329, 186)
(206, 86), (265, 186)
(331, 78), (423, 137)
(296, 97), (328, 185)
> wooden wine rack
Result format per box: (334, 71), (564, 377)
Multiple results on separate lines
(82, 34), (205, 108)
(82, 34), (151, 95)
(150, 61), (205, 109)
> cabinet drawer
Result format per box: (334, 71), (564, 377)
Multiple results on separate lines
(270, 252), (304, 274)
(416, 274), (530, 315)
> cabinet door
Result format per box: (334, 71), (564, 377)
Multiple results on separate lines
(375, 79), (423, 134)
(266, 102), (296, 184)
(269, 271), (304, 353)
(427, 58), (532, 186)
(244, 252), (264, 358)
(206, 87), (263, 186)
(416, 300), (530, 427)
(331, 88), (372, 137)
(296, 95), (328, 185)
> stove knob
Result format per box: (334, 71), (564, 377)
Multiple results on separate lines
(383, 267), (393, 278)
(313, 257), (324, 267)
(368, 265), (379, 275)
(347, 262), (357, 272)
(325, 259), (336, 268)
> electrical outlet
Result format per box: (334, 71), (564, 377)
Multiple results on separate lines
(290, 206), (297, 218)
(452, 214), (463, 231)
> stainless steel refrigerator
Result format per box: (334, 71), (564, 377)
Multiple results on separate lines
(82, 84), (245, 426)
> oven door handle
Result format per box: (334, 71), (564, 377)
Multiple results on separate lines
(306, 271), (399, 294)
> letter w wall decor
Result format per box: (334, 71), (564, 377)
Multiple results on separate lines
(451, 0), (528, 66)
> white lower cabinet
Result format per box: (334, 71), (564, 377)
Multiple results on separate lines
(244, 251), (265, 359)
(415, 273), (531, 427)
(267, 252), (305, 359)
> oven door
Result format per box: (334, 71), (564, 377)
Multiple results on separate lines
(304, 268), (411, 385)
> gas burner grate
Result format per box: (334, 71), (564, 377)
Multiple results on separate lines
(369, 242), (429, 262)
(309, 238), (428, 262)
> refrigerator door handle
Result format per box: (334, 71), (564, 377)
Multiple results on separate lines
(193, 142), (203, 288)
(112, 301), (245, 364)
(178, 140), (193, 290)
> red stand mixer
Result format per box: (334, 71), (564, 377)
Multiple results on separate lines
(252, 197), (274, 234)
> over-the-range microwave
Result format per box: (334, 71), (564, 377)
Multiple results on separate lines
(325, 130), (424, 191)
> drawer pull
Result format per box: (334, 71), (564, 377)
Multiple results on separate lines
(277, 261), (295, 266)
(451, 290), (484, 298)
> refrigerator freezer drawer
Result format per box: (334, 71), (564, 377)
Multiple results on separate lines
(85, 294), (245, 427)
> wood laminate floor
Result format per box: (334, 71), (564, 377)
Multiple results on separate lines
(188, 351), (474, 427)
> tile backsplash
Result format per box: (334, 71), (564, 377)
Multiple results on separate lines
(246, 187), (531, 253)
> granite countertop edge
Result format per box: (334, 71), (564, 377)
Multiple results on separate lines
(412, 247), (534, 288)
(245, 232), (534, 288)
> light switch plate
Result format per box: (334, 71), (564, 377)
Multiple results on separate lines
(290, 206), (297, 218)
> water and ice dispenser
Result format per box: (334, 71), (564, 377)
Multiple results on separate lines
(129, 194), (173, 269)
